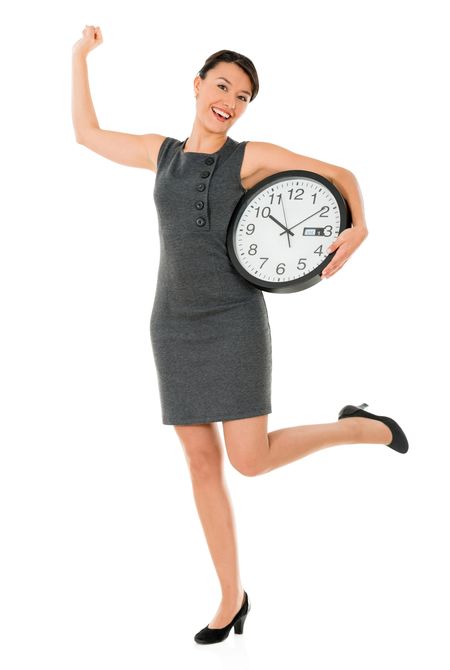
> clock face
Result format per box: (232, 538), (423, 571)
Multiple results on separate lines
(227, 170), (351, 293)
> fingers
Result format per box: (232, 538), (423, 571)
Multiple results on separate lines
(326, 240), (337, 254)
(322, 227), (366, 278)
(83, 25), (102, 35)
(81, 24), (103, 46)
(322, 258), (347, 278)
(323, 243), (349, 278)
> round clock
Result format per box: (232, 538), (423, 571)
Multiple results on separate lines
(226, 170), (352, 293)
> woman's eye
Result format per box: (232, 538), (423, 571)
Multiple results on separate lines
(218, 84), (248, 102)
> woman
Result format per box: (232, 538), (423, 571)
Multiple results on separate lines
(72, 27), (409, 645)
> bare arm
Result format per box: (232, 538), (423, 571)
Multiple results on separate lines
(71, 26), (164, 172)
(246, 141), (368, 233)
(245, 141), (368, 279)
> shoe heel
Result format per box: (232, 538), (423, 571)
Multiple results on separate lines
(339, 402), (369, 419)
(234, 613), (248, 634)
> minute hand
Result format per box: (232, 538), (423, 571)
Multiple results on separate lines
(280, 206), (327, 236)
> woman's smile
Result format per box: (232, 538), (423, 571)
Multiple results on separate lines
(211, 106), (231, 122)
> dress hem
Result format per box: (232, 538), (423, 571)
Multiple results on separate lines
(162, 406), (272, 426)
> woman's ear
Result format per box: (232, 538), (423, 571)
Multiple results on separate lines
(193, 74), (201, 98)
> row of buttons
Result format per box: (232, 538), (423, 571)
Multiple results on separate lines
(195, 156), (215, 228)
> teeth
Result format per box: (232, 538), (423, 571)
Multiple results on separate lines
(212, 107), (230, 119)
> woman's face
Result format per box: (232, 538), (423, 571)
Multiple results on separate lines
(193, 62), (252, 131)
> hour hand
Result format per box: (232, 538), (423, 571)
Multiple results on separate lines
(268, 214), (294, 237)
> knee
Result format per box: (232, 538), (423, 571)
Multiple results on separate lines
(185, 451), (222, 481)
(228, 452), (262, 477)
(223, 416), (268, 477)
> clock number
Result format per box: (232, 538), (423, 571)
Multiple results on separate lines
(297, 258), (307, 271)
(288, 187), (304, 200)
(259, 257), (268, 268)
(314, 244), (324, 256)
(323, 225), (332, 237)
(269, 193), (282, 205)
(248, 243), (258, 255)
(319, 206), (330, 217)
(254, 206), (271, 218)
(246, 223), (255, 235)
(276, 262), (286, 275)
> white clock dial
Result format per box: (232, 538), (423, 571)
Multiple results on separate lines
(233, 176), (341, 284)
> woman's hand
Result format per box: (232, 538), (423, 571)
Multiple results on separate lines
(321, 225), (368, 279)
(72, 25), (103, 57)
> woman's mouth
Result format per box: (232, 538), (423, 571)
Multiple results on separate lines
(211, 106), (230, 122)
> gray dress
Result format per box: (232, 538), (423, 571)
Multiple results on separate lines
(150, 135), (272, 425)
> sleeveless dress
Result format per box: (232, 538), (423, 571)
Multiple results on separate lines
(150, 135), (272, 425)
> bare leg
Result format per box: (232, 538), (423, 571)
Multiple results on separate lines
(175, 422), (245, 628)
(223, 415), (393, 476)
(266, 417), (392, 472)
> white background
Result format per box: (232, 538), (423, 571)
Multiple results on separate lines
(1, 0), (449, 668)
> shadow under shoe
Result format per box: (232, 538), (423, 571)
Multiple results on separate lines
(338, 402), (409, 454)
(194, 591), (251, 645)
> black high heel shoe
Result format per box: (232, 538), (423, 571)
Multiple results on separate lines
(338, 403), (409, 454)
(194, 591), (250, 645)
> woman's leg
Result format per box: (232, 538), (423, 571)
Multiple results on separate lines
(222, 413), (393, 476)
(174, 422), (245, 628)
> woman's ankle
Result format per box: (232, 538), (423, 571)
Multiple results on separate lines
(220, 586), (244, 606)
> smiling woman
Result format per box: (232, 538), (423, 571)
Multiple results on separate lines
(71, 34), (410, 647)
(180, 49), (258, 153)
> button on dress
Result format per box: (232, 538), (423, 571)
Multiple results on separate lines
(150, 135), (272, 425)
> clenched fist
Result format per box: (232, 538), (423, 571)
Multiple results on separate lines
(72, 25), (103, 57)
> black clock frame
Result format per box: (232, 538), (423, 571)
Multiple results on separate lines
(226, 169), (352, 294)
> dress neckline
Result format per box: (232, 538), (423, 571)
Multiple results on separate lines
(181, 136), (230, 155)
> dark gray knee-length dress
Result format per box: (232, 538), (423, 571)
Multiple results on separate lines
(150, 135), (272, 425)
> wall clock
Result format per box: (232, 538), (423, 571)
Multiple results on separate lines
(226, 170), (352, 293)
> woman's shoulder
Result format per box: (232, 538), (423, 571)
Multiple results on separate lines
(150, 135), (182, 172)
(239, 140), (269, 190)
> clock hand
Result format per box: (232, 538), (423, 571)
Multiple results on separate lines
(279, 206), (327, 236)
(280, 194), (292, 249)
(268, 214), (294, 236)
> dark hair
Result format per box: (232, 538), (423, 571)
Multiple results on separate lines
(197, 50), (259, 102)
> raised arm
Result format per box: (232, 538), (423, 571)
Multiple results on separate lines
(71, 25), (165, 172)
